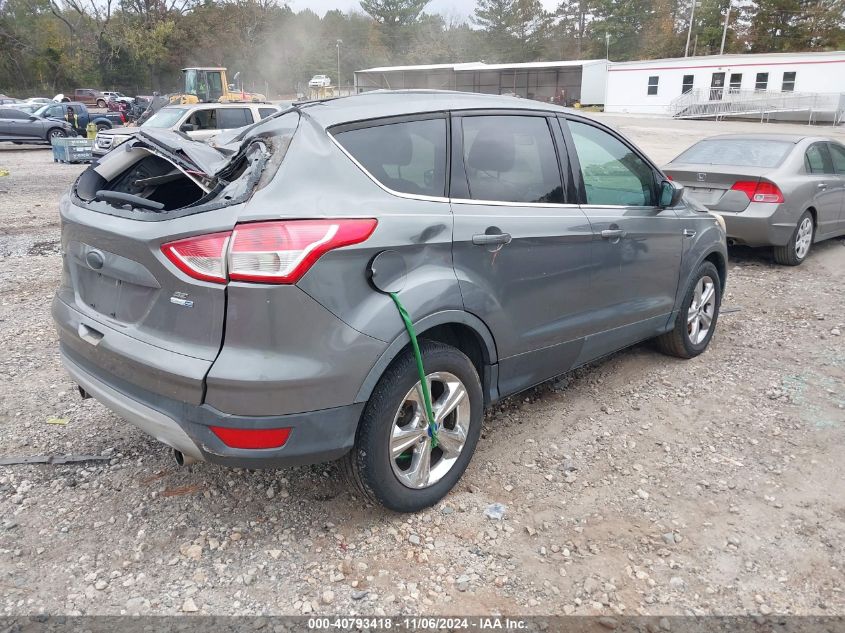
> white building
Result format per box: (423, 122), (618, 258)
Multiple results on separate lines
(355, 59), (609, 106)
(604, 51), (845, 116)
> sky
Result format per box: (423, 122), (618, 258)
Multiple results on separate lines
(289, 0), (560, 20)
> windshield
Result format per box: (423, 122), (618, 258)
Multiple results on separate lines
(674, 139), (794, 168)
(142, 107), (188, 129)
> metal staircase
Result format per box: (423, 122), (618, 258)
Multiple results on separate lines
(670, 89), (845, 125)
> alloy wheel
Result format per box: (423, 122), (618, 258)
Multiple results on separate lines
(687, 275), (716, 345)
(389, 371), (470, 489)
(794, 216), (813, 260)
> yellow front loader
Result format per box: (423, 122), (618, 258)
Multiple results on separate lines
(171, 67), (266, 105)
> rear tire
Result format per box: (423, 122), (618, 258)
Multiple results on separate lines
(773, 211), (813, 266)
(96, 99), (106, 108)
(342, 340), (483, 512)
(96, 123), (109, 133)
(655, 261), (721, 359)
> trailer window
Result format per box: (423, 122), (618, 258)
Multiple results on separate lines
(647, 76), (659, 96)
(755, 73), (768, 91)
(681, 75), (694, 94)
(729, 73), (742, 92)
(782, 72), (796, 92)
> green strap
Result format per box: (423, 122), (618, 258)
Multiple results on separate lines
(389, 292), (438, 448)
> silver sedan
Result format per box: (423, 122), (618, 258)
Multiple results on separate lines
(664, 134), (845, 265)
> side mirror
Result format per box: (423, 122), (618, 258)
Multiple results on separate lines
(180, 123), (196, 132)
(659, 179), (684, 208)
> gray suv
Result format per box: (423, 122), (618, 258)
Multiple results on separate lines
(52, 91), (727, 512)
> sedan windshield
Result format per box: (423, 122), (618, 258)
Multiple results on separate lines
(142, 107), (187, 128)
(674, 139), (794, 168)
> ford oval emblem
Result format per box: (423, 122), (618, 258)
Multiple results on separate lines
(86, 250), (105, 270)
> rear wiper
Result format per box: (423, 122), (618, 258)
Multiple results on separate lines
(95, 190), (165, 211)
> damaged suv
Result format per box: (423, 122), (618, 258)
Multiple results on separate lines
(53, 91), (727, 512)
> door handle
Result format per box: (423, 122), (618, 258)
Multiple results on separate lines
(817, 182), (827, 189)
(600, 229), (625, 239)
(683, 229), (697, 238)
(472, 233), (512, 246)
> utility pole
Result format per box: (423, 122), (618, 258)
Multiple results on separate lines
(336, 39), (343, 92)
(605, 32), (610, 60)
(719, 1), (731, 55)
(684, 0), (698, 57)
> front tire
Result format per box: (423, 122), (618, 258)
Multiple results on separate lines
(773, 211), (813, 266)
(655, 261), (721, 359)
(342, 340), (483, 512)
(47, 128), (66, 142)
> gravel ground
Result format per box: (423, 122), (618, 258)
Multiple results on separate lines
(1, 119), (844, 618)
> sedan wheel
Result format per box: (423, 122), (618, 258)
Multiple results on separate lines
(390, 371), (470, 489)
(48, 128), (66, 140)
(774, 210), (814, 266)
(794, 216), (813, 260)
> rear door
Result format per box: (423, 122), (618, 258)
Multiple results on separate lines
(825, 142), (845, 231)
(804, 142), (842, 238)
(563, 116), (683, 359)
(450, 111), (594, 396)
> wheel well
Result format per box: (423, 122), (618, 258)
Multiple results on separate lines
(806, 206), (817, 231)
(418, 323), (487, 382)
(704, 251), (727, 292)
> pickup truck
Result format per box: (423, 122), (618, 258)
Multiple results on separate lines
(33, 101), (124, 136)
(71, 89), (109, 108)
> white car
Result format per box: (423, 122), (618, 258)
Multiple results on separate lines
(308, 75), (332, 88)
(93, 101), (281, 156)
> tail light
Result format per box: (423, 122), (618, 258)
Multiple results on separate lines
(161, 231), (230, 283)
(120, 112), (126, 124)
(731, 180), (784, 203)
(161, 219), (376, 285)
(210, 426), (291, 449)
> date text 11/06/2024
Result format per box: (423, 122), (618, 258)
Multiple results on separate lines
(307, 617), (528, 630)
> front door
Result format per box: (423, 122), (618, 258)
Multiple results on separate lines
(563, 117), (683, 362)
(450, 112), (594, 397)
(710, 72), (726, 100)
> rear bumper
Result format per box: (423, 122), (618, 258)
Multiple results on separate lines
(62, 344), (363, 468)
(717, 202), (796, 247)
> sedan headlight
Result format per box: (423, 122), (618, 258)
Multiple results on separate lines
(111, 134), (130, 146)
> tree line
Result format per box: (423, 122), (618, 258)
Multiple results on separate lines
(1, 0), (843, 97)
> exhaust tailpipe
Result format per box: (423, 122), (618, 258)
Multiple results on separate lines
(173, 449), (198, 466)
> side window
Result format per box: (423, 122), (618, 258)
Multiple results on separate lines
(460, 115), (562, 204)
(258, 107), (277, 119)
(828, 143), (845, 174)
(681, 75), (694, 94)
(568, 120), (656, 207)
(2, 109), (26, 119)
(804, 143), (832, 174)
(218, 108), (253, 129)
(755, 73), (768, 90)
(45, 105), (64, 118)
(190, 109), (217, 130)
(334, 118), (447, 197)
(647, 76), (659, 96)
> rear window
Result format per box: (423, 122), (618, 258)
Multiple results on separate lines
(333, 118), (447, 197)
(674, 139), (793, 168)
(259, 107), (277, 119)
